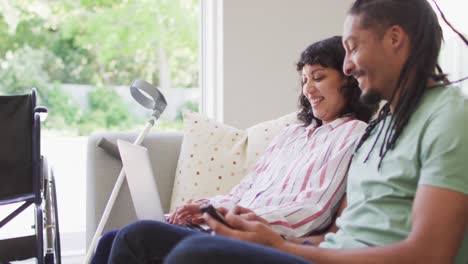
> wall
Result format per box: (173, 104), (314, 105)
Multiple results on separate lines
(221, 0), (353, 128)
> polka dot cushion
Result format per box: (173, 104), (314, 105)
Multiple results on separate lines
(169, 111), (299, 212)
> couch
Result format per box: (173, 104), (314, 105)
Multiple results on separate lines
(85, 131), (183, 249)
(85, 111), (299, 250)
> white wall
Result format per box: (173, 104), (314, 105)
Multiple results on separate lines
(221, 0), (353, 128)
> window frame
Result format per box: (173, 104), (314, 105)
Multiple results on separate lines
(200, 0), (224, 123)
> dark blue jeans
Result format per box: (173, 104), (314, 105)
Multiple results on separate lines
(91, 229), (119, 264)
(164, 235), (312, 264)
(96, 220), (313, 264)
(108, 220), (199, 264)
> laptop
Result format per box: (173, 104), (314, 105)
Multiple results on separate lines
(117, 139), (166, 221)
(117, 139), (211, 232)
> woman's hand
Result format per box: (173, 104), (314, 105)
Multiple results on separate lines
(168, 203), (204, 225)
(230, 205), (269, 225)
(203, 208), (285, 249)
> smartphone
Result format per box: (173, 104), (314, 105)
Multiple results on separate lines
(200, 204), (232, 228)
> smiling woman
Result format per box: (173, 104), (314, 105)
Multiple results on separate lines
(296, 36), (376, 127)
(300, 65), (347, 124)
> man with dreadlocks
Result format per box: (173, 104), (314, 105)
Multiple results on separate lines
(154, 1), (468, 264)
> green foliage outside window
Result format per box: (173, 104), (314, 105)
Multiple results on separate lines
(0, 0), (199, 135)
(40, 85), (83, 131)
(86, 86), (135, 131)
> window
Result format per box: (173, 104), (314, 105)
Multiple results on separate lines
(432, 0), (468, 94)
(0, 0), (199, 261)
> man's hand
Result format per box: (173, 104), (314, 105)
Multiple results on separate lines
(203, 207), (285, 249)
(168, 203), (204, 225)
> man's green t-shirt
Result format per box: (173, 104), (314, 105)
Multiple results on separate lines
(320, 86), (468, 263)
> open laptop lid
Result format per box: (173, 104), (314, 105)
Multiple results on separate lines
(117, 139), (166, 222)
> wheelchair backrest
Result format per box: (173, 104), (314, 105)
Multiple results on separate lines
(0, 94), (34, 199)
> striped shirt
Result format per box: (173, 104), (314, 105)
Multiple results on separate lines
(206, 116), (367, 237)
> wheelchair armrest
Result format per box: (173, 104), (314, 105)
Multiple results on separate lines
(34, 106), (48, 113)
(34, 106), (48, 122)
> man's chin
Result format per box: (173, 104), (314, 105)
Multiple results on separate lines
(360, 90), (382, 105)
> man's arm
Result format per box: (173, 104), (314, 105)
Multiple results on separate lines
(205, 185), (467, 264)
(278, 185), (468, 264)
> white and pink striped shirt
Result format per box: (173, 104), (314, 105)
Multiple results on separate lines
(207, 116), (367, 237)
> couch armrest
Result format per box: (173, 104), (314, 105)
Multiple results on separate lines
(86, 131), (183, 248)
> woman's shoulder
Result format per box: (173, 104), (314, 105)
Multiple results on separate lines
(336, 118), (368, 134)
(267, 123), (306, 147)
(281, 122), (307, 133)
(328, 119), (368, 148)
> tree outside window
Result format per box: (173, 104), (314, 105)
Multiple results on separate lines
(0, 0), (200, 135)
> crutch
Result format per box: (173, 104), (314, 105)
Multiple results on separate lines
(83, 80), (167, 264)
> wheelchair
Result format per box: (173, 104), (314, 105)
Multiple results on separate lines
(0, 88), (61, 263)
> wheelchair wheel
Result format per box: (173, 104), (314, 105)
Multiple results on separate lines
(43, 168), (61, 264)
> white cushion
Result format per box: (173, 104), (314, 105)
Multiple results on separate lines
(169, 111), (299, 211)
